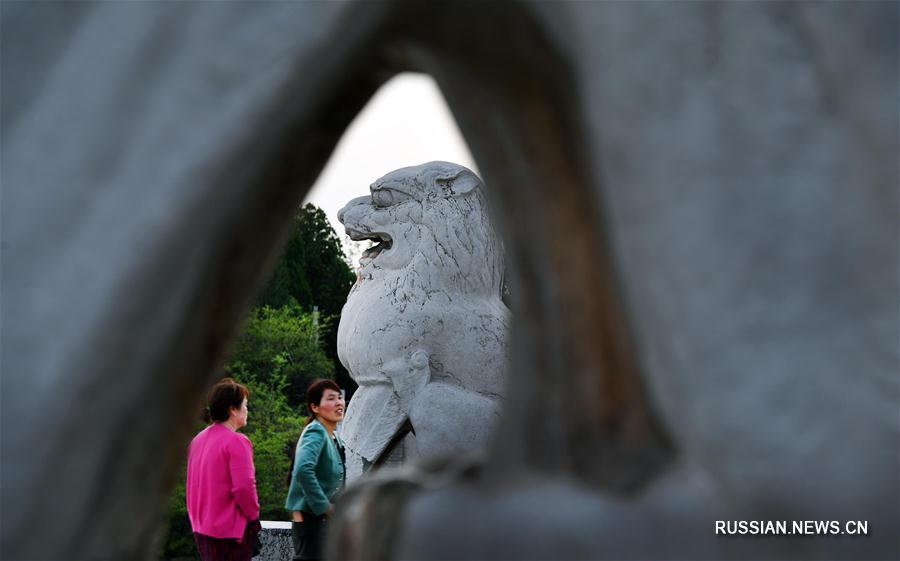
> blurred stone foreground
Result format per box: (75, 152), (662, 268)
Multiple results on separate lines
(1, 2), (896, 560)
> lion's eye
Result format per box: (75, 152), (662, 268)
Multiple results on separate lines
(372, 189), (394, 208)
(374, 188), (414, 208)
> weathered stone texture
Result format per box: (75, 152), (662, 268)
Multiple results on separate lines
(254, 522), (293, 561)
(337, 162), (508, 480)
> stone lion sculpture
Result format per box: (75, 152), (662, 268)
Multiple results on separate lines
(336, 161), (509, 480)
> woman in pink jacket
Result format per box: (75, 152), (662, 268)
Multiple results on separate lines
(187, 378), (261, 561)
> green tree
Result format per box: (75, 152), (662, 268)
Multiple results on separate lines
(257, 203), (354, 317)
(228, 304), (334, 407)
(256, 204), (357, 398)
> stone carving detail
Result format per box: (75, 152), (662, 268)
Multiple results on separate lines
(336, 162), (509, 480)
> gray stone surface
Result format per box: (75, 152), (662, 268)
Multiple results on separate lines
(254, 521), (292, 561)
(1, 2), (896, 560)
(337, 162), (509, 480)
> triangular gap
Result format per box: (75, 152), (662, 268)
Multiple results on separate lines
(303, 72), (479, 267)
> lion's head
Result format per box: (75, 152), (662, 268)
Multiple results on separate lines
(338, 161), (504, 297)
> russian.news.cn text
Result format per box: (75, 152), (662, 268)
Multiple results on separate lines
(716, 520), (869, 536)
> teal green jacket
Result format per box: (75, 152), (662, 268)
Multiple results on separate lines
(285, 420), (345, 515)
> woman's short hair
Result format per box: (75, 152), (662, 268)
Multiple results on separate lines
(205, 377), (250, 423)
(305, 378), (340, 420)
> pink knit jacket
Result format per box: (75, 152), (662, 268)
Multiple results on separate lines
(186, 423), (260, 539)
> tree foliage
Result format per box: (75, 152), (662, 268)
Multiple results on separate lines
(228, 304), (334, 407)
(256, 203), (357, 398)
(257, 203), (355, 318)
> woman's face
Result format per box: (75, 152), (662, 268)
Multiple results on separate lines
(230, 397), (248, 429)
(311, 389), (345, 424)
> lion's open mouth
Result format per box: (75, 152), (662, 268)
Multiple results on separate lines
(362, 237), (392, 260)
(347, 229), (393, 264)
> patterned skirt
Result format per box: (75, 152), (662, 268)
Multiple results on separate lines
(194, 519), (261, 561)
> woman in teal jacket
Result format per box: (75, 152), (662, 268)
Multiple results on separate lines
(286, 379), (346, 561)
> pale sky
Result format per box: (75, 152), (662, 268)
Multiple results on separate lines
(302, 73), (477, 265)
